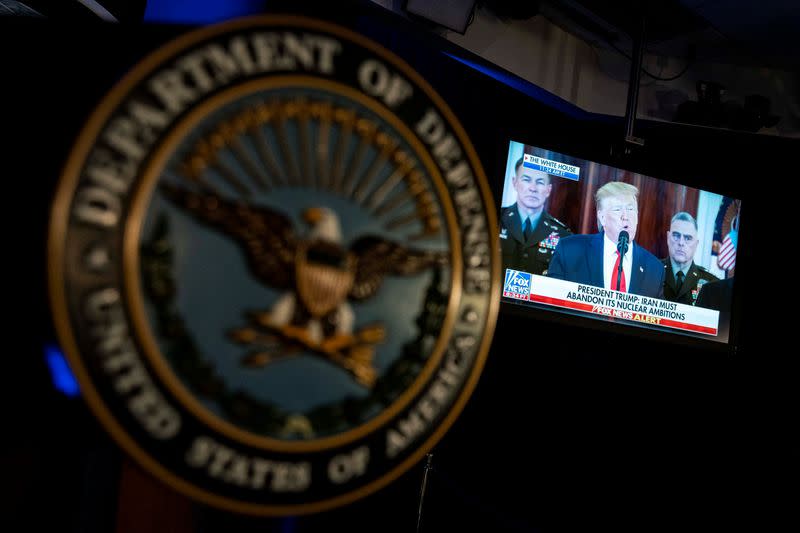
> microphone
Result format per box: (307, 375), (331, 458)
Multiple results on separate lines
(616, 231), (629, 291)
(617, 230), (629, 256)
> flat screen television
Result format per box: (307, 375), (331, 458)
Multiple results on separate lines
(498, 140), (740, 344)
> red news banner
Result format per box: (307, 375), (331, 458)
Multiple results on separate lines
(525, 275), (720, 336)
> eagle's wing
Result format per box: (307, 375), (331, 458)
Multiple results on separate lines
(349, 235), (447, 301)
(160, 183), (296, 289)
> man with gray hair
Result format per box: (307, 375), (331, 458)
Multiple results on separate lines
(547, 181), (664, 298)
(662, 211), (718, 305)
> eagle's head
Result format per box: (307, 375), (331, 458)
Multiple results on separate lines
(303, 207), (342, 244)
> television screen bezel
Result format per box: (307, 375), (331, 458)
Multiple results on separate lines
(490, 133), (745, 354)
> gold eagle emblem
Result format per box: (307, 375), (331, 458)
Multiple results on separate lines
(160, 184), (446, 387)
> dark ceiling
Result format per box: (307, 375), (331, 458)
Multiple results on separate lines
(3, 0), (798, 72)
(541, 0), (800, 70)
(677, 0), (799, 69)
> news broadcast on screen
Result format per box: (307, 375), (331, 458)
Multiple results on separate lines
(499, 140), (740, 344)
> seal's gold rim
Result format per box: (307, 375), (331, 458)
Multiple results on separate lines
(48, 14), (500, 515)
(124, 75), (462, 452)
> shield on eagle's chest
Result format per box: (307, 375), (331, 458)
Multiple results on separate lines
(296, 243), (356, 317)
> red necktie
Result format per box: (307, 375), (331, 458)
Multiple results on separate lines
(612, 251), (627, 292)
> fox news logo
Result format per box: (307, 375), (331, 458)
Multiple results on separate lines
(503, 269), (532, 300)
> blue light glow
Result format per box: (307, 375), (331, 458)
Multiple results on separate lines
(144, 0), (266, 25)
(281, 516), (296, 533)
(442, 52), (596, 120)
(45, 344), (80, 397)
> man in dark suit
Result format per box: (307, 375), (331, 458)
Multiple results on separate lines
(662, 212), (719, 305)
(500, 157), (572, 275)
(696, 276), (735, 341)
(547, 181), (664, 298)
(696, 276), (734, 312)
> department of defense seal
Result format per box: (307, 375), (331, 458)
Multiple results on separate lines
(48, 15), (499, 515)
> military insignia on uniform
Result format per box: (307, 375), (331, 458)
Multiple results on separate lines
(500, 228), (508, 239)
(49, 16), (499, 515)
(539, 231), (560, 250)
(693, 278), (710, 302)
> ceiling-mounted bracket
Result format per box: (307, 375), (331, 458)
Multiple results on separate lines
(622, 13), (647, 155)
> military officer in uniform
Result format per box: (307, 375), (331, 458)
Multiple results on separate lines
(662, 211), (718, 305)
(500, 157), (572, 275)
